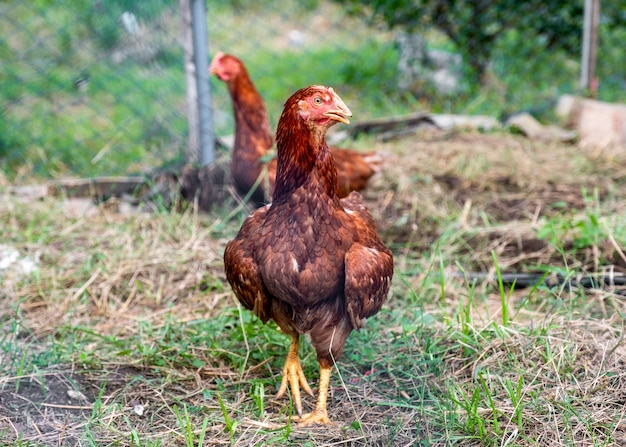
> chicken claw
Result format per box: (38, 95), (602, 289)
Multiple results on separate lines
(276, 336), (313, 416)
(295, 409), (332, 426)
(294, 365), (333, 426)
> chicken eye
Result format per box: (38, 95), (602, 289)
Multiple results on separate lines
(313, 97), (323, 106)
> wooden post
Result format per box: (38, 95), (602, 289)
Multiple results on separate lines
(580, 0), (600, 97)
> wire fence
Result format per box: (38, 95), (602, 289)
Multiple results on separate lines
(1, 0), (625, 181)
(1, 0), (187, 179)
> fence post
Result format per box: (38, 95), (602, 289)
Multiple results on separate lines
(180, 0), (215, 166)
(580, 0), (600, 97)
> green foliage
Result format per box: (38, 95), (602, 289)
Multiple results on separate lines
(217, 393), (238, 443)
(173, 404), (208, 447)
(538, 211), (603, 251)
(596, 25), (626, 103)
(0, 316), (25, 376)
(251, 381), (266, 418)
(211, 0), (321, 12)
(332, 0), (625, 86)
(491, 251), (513, 328)
(536, 190), (619, 259)
(238, 43), (403, 129)
(501, 375), (525, 432)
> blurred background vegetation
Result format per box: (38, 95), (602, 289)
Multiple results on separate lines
(1, 0), (625, 181)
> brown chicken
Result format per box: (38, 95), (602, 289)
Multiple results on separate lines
(223, 85), (394, 425)
(210, 52), (384, 205)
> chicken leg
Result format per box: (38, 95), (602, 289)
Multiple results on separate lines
(276, 336), (313, 417)
(294, 364), (333, 426)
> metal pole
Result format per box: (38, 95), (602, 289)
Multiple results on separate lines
(191, 0), (215, 166)
(180, 0), (199, 163)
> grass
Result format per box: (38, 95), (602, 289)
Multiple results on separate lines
(2, 128), (626, 445)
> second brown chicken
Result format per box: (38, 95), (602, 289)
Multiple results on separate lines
(210, 52), (384, 206)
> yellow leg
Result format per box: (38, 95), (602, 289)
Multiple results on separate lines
(295, 364), (333, 426)
(276, 336), (313, 416)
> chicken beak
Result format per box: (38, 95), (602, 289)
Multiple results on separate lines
(208, 51), (224, 76)
(325, 108), (352, 125)
(324, 89), (352, 125)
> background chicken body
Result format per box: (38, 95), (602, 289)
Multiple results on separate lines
(209, 52), (385, 206)
(224, 85), (393, 425)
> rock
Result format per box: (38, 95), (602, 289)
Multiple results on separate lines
(0, 244), (38, 277)
(395, 32), (463, 96)
(287, 29), (306, 47)
(555, 94), (577, 124)
(557, 95), (626, 152)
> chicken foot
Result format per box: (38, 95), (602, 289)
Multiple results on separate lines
(294, 364), (333, 426)
(276, 336), (313, 416)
